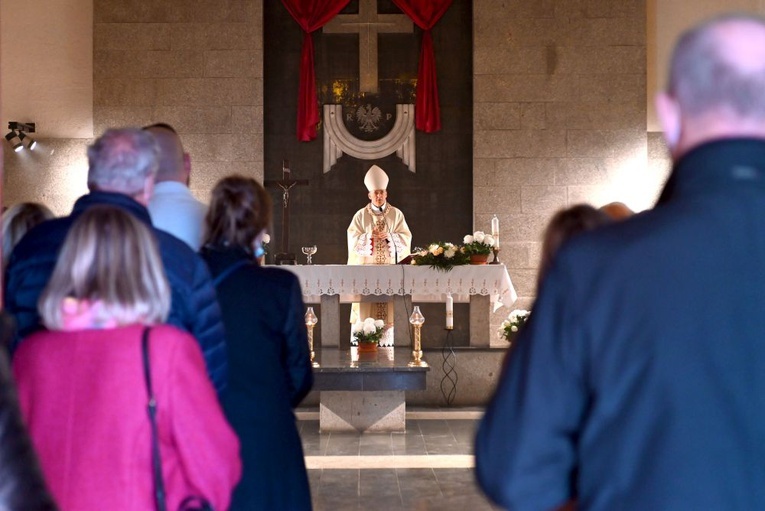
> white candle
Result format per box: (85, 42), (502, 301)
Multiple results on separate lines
(491, 215), (500, 236)
(446, 293), (454, 329)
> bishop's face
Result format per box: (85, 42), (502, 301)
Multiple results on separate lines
(368, 189), (387, 208)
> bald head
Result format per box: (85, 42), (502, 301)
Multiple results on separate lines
(658, 14), (765, 158)
(143, 123), (189, 184)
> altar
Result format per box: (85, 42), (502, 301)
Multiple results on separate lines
(281, 264), (517, 347)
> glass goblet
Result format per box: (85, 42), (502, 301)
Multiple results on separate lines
(301, 245), (317, 265)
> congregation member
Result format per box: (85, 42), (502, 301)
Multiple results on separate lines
(13, 205), (240, 510)
(4, 128), (228, 394)
(347, 164), (412, 345)
(1, 202), (54, 271)
(536, 204), (613, 291)
(201, 175), (314, 511)
(476, 13), (765, 510)
(0, 312), (58, 511)
(145, 123), (207, 251)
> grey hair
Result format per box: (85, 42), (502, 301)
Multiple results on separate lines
(668, 13), (765, 119)
(87, 128), (159, 195)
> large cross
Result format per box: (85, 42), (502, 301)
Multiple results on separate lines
(323, 0), (413, 94)
(264, 160), (309, 264)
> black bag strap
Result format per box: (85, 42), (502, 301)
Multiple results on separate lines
(211, 259), (250, 287)
(142, 326), (168, 511)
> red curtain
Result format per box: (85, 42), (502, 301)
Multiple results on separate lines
(392, 0), (452, 133)
(280, 0), (350, 142)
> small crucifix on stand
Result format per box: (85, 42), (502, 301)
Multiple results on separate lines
(264, 160), (309, 265)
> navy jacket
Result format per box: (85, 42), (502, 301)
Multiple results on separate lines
(201, 245), (313, 511)
(476, 139), (765, 510)
(4, 192), (228, 394)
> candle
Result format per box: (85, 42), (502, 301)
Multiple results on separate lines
(446, 293), (454, 329)
(491, 215), (499, 236)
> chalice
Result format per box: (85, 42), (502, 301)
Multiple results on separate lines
(301, 245), (317, 265)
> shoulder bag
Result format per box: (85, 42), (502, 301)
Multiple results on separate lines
(141, 327), (214, 511)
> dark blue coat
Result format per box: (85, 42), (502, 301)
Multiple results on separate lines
(476, 139), (765, 510)
(4, 192), (228, 394)
(201, 245), (313, 511)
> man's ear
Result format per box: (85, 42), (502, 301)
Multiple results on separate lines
(656, 92), (681, 153)
(138, 175), (155, 206)
(183, 152), (191, 185)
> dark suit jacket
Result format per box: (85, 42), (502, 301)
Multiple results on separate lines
(201, 245), (313, 511)
(476, 139), (765, 510)
(4, 192), (228, 394)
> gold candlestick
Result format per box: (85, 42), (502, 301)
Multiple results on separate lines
(304, 307), (320, 368)
(408, 306), (428, 367)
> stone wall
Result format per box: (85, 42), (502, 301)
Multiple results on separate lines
(473, 0), (663, 343)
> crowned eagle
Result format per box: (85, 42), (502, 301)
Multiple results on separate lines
(357, 104), (382, 133)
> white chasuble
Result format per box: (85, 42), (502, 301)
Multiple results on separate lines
(347, 204), (412, 345)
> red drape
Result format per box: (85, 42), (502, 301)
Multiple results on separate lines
(392, 0), (453, 133)
(280, 0), (350, 142)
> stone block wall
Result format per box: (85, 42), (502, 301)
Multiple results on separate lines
(92, 0), (264, 199)
(473, 0), (661, 343)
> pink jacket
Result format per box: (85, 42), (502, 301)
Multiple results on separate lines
(13, 324), (241, 511)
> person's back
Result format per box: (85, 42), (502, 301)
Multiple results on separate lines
(476, 14), (765, 510)
(3, 129), (227, 393)
(144, 123), (207, 251)
(200, 175), (313, 511)
(12, 206), (240, 510)
(1, 202), (54, 271)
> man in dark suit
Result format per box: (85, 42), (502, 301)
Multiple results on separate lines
(5, 128), (228, 394)
(476, 14), (765, 511)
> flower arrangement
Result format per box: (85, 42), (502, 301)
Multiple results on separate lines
(410, 242), (469, 271)
(352, 317), (385, 344)
(499, 309), (531, 341)
(462, 231), (497, 256)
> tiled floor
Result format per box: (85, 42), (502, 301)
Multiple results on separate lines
(297, 409), (501, 511)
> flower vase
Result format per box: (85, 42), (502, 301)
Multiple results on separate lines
(470, 254), (489, 265)
(357, 342), (378, 354)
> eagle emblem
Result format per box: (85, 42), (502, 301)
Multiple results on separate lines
(356, 104), (383, 133)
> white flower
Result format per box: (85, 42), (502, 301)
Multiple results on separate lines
(511, 325), (518, 332)
(374, 319), (384, 329)
(473, 231), (485, 243)
(262, 233), (270, 244)
(352, 320), (363, 333)
(361, 317), (377, 335)
(484, 235), (495, 247)
(444, 248), (456, 259)
(463, 235), (473, 244)
(428, 243), (439, 254)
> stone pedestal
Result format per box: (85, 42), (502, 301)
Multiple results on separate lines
(320, 390), (405, 432)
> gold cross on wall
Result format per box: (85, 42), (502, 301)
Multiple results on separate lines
(323, 0), (413, 94)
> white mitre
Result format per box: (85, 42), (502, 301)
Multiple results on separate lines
(364, 164), (389, 192)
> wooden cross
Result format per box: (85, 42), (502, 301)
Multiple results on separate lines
(323, 0), (413, 94)
(264, 160), (309, 263)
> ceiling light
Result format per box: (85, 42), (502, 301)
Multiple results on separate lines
(18, 131), (37, 150)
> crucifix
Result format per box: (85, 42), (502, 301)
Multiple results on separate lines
(323, 0), (413, 94)
(264, 160), (309, 265)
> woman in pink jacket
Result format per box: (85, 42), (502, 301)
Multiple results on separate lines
(12, 205), (241, 511)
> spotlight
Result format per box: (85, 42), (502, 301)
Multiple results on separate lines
(6, 121), (37, 152)
(18, 131), (37, 150)
(5, 131), (23, 152)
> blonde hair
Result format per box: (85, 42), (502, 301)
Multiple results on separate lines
(39, 205), (171, 329)
(2, 202), (54, 270)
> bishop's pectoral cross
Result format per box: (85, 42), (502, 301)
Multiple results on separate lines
(264, 160), (309, 264)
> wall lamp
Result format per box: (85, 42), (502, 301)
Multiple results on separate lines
(5, 122), (37, 152)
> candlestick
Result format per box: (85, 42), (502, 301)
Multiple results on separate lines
(408, 306), (428, 367)
(304, 307), (320, 368)
(445, 293), (454, 330)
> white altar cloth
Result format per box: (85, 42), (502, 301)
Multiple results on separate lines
(281, 264), (517, 312)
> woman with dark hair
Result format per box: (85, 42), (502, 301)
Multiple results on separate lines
(13, 205), (241, 511)
(2, 202), (54, 270)
(201, 175), (314, 511)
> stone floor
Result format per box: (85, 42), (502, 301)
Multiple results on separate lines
(297, 408), (501, 511)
